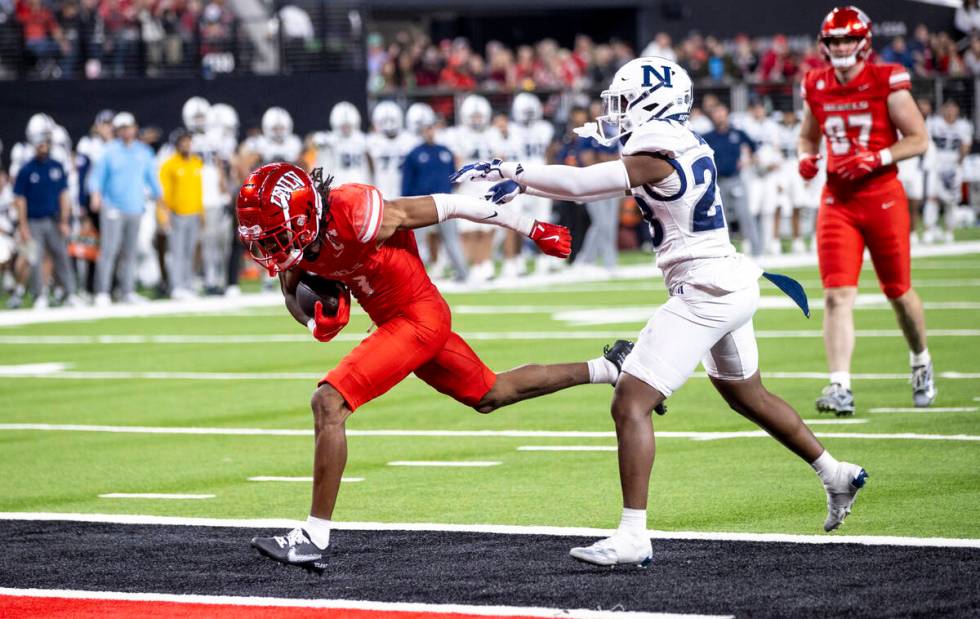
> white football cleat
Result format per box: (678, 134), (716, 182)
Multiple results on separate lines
(569, 532), (653, 567)
(823, 462), (869, 532)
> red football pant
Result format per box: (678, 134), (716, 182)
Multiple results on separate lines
(322, 291), (496, 411)
(816, 178), (911, 299)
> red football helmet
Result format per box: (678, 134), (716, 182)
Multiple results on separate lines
(236, 162), (323, 275)
(819, 6), (872, 70)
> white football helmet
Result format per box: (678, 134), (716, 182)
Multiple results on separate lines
(329, 101), (361, 136)
(594, 56), (693, 144)
(208, 103), (239, 136)
(262, 106), (294, 141)
(511, 93), (543, 126)
(406, 102), (436, 135)
(459, 95), (491, 131)
(182, 96), (211, 133)
(26, 113), (56, 145)
(372, 101), (403, 136)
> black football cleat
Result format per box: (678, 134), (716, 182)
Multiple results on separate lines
(251, 527), (328, 574)
(603, 340), (667, 415)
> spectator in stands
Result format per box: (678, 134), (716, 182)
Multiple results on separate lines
(730, 34), (758, 79)
(100, 0), (140, 77)
(757, 34), (797, 83)
(702, 103), (760, 255)
(964, 35), (980, 75)
(956, 0), (980, 40)
(57, 0), (85, 77)
(12, 128), (79, 308)
(159, 130), (202, 299)
(881, 36), (914, 71)
(908, 23), (934, 77)
(590, 44), (617, 88)
(933, 32), (966, 76)
(88, 112), (162, 306)
(15, 0), (67, 77)
(77, 0), (105, 77)
(200, 0), (234, 55)
(705, 36), (734, 82)
(640, 32), (675, 61)
(137, 0), (165, 75)
(514, 45), (536, 90)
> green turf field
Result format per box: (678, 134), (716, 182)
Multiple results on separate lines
(1, 252), (979, 540)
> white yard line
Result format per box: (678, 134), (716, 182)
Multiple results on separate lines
(1, 423), (977, 442)
(518, 446), (617, 452)
(98, 493), (214, 500)
(1, 512), (978, 548)
(2, 366), (979, 381)
(2, 329), (980, 347)
(247, 476), (363, 483)
(387, 461), (501, 467)
(868, 407), (979, 414)
(0, 588), (719, 619)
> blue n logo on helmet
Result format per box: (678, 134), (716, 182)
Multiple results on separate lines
(641, 65), (673, 88)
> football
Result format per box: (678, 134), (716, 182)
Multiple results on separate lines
(296, 275), (343, 317)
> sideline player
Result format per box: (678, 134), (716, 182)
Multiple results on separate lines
(242, 163), (632, 572)
(924, 100), (971, 244)
(454, 56), (868, 566)
(798, 6), (933, 414)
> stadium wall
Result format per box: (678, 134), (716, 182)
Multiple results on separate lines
(0, 71), (367, 153)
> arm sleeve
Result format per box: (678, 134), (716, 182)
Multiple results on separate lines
(525, 186), (626, 202)
(502, 159), (631, 197)
(888, 65), (911, 92)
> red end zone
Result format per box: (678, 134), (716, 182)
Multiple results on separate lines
(0, 591), (669, 619)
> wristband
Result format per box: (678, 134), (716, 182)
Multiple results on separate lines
(307, 318), (316, 334)
(878, 149), (893, 166)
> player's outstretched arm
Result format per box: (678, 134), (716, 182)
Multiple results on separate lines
(455, 157), (673, 201)
(379, 194), (571, 258)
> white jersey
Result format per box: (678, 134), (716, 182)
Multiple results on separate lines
(512, 120), (554, 163)
(366, 131), (415, 199)
(243, 134), (303, 165)
(622, 119), (762, 293)
(310, 130), (370, 186)
(9, 141), (73, 179)
(926, 115), (972, 172)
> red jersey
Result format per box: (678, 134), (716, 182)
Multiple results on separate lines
(297, 183), (437, 323)
(802, 62), (911, 195)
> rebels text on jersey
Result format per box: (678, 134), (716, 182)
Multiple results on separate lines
(297, 183), (435, 323)
(802, 62), (911, 195)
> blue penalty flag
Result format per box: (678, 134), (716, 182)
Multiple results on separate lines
(762, 271), (810, 319)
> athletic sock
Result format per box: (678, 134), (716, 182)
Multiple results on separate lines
(617, 508), (647, 536)
(810, 450), (840, 486)
(304, 515), (331, 549)
(829, 371), (851, 391)
(910, 348), (931, 368)
(587, 356), (619, 384)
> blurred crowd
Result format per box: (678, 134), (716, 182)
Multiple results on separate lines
(369, 14), (980, 96)
(1, 0), (237, 78)
(1, 84), (976, 310)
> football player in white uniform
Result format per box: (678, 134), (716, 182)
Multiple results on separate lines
(243, 107), (303, 167)
(308, 102), (371, 186)
(924, 100), (971, 244)
(735, 101), (783, 255)
(454, 58), (868, 566)
(447, 94), (502, 282)
(774, 110), (821, 254)
(510, 92), (560, 275)
(366, 101), (415, 199)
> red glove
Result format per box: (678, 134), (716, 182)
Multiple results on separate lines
(798, 153), (822, 180)
(308, 287), (350, 342)
(834, 148), (884, 181)
(529, 220), (572, 259)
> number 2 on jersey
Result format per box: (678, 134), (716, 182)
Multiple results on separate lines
(690, 156), (725, 232)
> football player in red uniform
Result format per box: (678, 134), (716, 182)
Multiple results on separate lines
(798, 6), (933, 415)
(240, 162), (633, 572)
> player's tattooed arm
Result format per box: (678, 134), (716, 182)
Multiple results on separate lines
(279, 270), (311, 327)
(886, 89), (929, 164)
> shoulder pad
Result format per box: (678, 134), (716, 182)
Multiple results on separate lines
(623, 120), (699, 158)
(331, 183), (385, 244)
